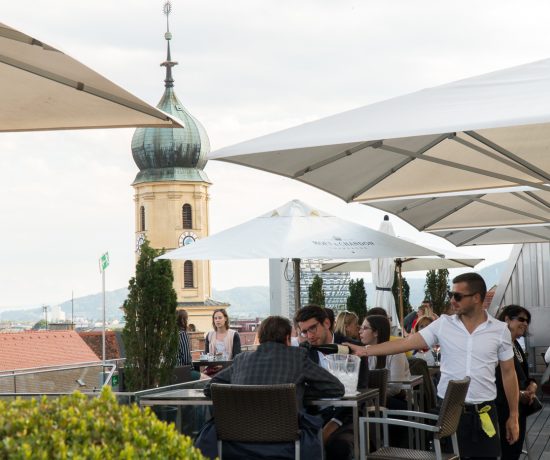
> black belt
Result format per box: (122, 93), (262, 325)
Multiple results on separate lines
(463, 400), (495, 414)
(375, 286), (391, 291)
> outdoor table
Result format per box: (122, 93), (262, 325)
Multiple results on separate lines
(191, 360), (232, 372)
(140, 387), (379, 460)
(388, 374), (424, 448)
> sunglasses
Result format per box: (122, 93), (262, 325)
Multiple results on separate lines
(511, 316), (530, 324)
(447, 291), (476, 302)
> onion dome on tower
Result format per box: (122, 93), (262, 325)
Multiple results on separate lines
(131, 3), (210, 184)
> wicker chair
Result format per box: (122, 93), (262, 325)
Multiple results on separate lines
(210, 383), (302, 460)
(368, 368), (389, 407)
(408, 357), (438, 412)
(359, 377), (470, 460)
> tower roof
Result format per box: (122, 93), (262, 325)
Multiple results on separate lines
(131, 4), (210, 184)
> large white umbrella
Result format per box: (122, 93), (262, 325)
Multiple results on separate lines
(209, 58), (550, 202)
(430, 224), (550, 246)
(365, 189), (550, 233)
(0, 22), (181, 131)
(370, 216), (400, 330)
(158, 200), (441, 309)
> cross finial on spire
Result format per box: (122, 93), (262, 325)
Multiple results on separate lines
(161, 1), (178, 88)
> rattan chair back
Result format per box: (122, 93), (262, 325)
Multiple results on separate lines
(210, 383), (300, 443)
(368, 368), (389, 407)
(408, 357), (437, 411)
(436, 377), (470, 439)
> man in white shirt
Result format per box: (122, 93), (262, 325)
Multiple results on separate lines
(346, 273), (519, 460)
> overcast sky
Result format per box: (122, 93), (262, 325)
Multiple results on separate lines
(2, 0), (550, 309)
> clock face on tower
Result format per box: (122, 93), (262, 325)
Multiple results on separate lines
(179, 231), (198, 247)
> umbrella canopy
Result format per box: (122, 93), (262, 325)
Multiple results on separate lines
(370, 217), (400, 330)
(158, 200), (441, 261)
(0, 22), (181, 132)
(322, 250), (483, 273)
(366, 189), (550, 232)
(210, 58), (550, 202)
(430, 224), (550, 246)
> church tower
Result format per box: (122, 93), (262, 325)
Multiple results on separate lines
(131, 3), (227, 331)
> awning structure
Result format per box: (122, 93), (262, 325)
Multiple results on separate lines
(0, 22), (182, 132)
(210, 58), (550, 202)
(429, 225), (550, 246)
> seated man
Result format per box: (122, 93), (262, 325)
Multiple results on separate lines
(294, 305), (369, 460)
(197, 315), (344, 459)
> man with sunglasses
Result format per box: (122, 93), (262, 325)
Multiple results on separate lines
(294, 305), (368, 460)
(345, 273), (519, 460)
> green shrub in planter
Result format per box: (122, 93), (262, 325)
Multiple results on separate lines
(0, 387), (209, 460)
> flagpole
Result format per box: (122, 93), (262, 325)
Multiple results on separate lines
(102, 268), (106, 366)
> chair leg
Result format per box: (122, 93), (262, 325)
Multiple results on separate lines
(295, 440), (300, 460)
(523, 431), (532, 460)
(217, 440), (222, 460)
(359, 417), (366, 460)
(450, 433), (459, 457)
(434, 439), (442, 460)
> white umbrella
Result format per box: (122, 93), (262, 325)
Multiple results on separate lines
(365, 189), (550, 233)
(158, 200), (441, 309)
(323, 248), (483, 273)
(210, 58), (550, 202)
(0, 22), (181, 131)
(430, 224), (550, 246)
(370, 216), (400, 330)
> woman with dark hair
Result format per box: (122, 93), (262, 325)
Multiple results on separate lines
(496, 305), (537, 460)
(204, 309), (241, 359)
(359, 314), (411, 447)
(176, 309), (192, 366)
(359, 315), (411, 402)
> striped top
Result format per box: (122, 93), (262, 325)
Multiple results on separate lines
(177, 330), (192, 366)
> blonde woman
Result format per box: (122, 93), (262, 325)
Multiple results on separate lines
(334, 311), (360, 340)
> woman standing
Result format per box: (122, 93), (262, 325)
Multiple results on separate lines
(496, 305), (538, 460)
(204, 309), (241, 359)
(334, 311), (360, 340)
(176, 309), (192, 366)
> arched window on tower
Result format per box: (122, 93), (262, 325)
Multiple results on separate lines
(140, 206), (146, 232)
(182, 204), (192, 229)
(184, 261), (194, 288)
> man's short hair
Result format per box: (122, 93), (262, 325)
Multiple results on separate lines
(258, 316), (292, 344)
(294, 305), (328, 325)
(452, 272), (487, 302)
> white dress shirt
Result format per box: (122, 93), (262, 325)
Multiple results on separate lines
(419, 313), (513, 404)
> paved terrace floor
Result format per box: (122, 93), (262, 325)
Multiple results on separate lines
(525, 400), (550, 459)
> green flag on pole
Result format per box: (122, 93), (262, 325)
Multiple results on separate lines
(99, 252), (110, 273)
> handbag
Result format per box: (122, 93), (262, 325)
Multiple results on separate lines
(524, 395), (543, 417)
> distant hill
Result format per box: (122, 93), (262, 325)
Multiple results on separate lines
(0, 260), (506, 322)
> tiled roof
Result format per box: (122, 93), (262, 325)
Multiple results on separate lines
(483, 285), (496, 310)
(0, 331), (99, 372)
(79, 331), (124, 360)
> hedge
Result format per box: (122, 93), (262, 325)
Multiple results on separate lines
(0, 387), (209, 460)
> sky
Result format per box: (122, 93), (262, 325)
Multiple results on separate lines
(2, 0), (550, 309)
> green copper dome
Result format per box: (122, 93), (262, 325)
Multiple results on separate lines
(131, 22), (210, 184)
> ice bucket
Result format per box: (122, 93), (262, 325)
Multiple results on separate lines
(326, 354), (360, 395)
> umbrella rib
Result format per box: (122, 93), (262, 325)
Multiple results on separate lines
(474, 197), (548, 222)
(512, 227), (550, 241)
(524, 191), (550, 209)
(351, 133), (450, 201)
(0, 54), (171, 121)
(464, 131), (550, 182)
(417, 195), (482, 230)
(377, 143), (550, 192)
(451, 135), (547, 182)
(512, 192), (550, 214)
(292, 140), (381, 179)
(435, 228), (493, 246)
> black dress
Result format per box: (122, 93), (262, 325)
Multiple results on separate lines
(495, 340), (533, 460)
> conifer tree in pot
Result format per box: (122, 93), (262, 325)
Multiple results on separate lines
(122, 240), (178, 391)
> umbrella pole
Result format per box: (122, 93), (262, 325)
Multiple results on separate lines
(397, 260), (404, 333)
(293, 258), (301, 312)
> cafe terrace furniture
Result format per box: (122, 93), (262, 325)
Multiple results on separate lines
(210, 383), (301, 460)
(359, 376), (470, 460)
(139, 385), (380, 460)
